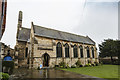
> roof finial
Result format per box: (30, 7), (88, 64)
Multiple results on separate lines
(31, 22), (34, 26)
(18, 11), (23, 28)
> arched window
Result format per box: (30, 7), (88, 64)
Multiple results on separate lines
(65, 43), (69, 58)
(91, 47), (94, 58)
(56, 42), (62, 57)
(80, 46), (83, 58)
(73, 44), (78, 58)
(87, 46), (90, 58)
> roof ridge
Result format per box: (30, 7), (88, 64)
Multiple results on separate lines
(34, 25), (86, 38)
(21, 27), (30, 30)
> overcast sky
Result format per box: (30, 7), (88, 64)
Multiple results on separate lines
(1, 0), (119, 52)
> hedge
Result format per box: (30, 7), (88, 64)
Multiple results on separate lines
(100, 59), (119, 65)
(2, 61), (14, 74)
(0, 72), (10, 80)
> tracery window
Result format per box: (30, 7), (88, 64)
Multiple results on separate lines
(91, 47), (94, 58)
(65, 43), (69, 58)
(73, 44), (78, 58)
(56, 42), (62, 57)
(87, 46), (90, 58)
(80, 46), (83, 58)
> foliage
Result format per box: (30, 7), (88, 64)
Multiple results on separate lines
(59, 61), (66, 68)
(84, 64), (89, 67)
(54, 65), (59, 68)
(85, 63), (92, 67)
(88, 60), (91, 64)
(0, 72), (10, 80)
(94, 62), (99, 66)
(65, 63), (69, 68)
(2, 61), (14, 74)
(91, 64), (95, 66)
(71, 65), (76, 68)
(80, 65), (83, 67)
(100, 59), (118, 65)
(99, 39), (120, 64)
(75, 60), (82, 67)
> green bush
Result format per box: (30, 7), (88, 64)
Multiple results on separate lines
(85, 63), (92, 67)
(59, 61), (66, 68)
(80, 65), (83, 67)
(54, 65), (59, 68)
(88, 60), (91, 64)
(65, 63), (69, 68)
(71, 65), (76, 68)
(0, 72), (10, 80)
(94, 62), (99, 66)
(88, 63), (92, 66)
(0, 72), (2, 79)
(112, 59), (119, 65)
(100, 59), (119, 65)
(75, 60), (82, 67)
(2, 61), (14, 74)
(91, 64), (95, 66)
(85, 64), (89, 67)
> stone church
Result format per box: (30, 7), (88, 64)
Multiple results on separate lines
(15, 11), (99, 69)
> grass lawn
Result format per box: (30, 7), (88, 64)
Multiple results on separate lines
(60, 65), (119, 79)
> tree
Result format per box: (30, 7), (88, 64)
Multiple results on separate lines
(115, 40), (120, 64)
(99, 39), (119, 64)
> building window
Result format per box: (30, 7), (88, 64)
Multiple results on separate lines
(65, 43), (69, 58)
(73, 44), (78, 58)
(56, 42), (62, 58)
(91, 47), (94, 58)
(87, 46), (90, 58)
(25, 48), (28, 58)
(80, 46), (83, 58)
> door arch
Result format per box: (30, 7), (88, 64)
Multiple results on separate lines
(42, 53), (50, 67)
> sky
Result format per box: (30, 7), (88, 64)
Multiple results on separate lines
(1, 0), (119, 52)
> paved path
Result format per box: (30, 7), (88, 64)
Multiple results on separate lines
(9, 68), (107, 80)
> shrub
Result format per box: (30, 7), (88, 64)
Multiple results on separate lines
(65, 63), (69, 68)
(80, 65), (83, 67)
(88, 60), (91, 64)
(85, 63), (92, 67)
(113, 59), (119, 65)
(2, 61), (14, 74)
(55, 65), (59, 68)
(94, 62), (99, 66)
(91, 64), (95, 66)
(85, 64), (89, 67)
(60, 66), (63, 68)
(88, 63), (92, 67)
(71, 65), (76, 68)
(0, 72), (10, 80)
(99, 62), (103, 65)
(75, 60), (82, 67)
(59, 61), (66, 68)
(100, 59), (111, 64)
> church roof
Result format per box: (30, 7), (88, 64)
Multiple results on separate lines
(33, 25), (95, 45)
(17, 27), (31, 42)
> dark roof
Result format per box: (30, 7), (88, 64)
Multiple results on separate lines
(33, 25), (95, 45)
(17, 27), (31, 42)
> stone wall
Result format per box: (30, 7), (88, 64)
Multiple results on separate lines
(15, 41), (28, 67)
(29, 35), (99, 68)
